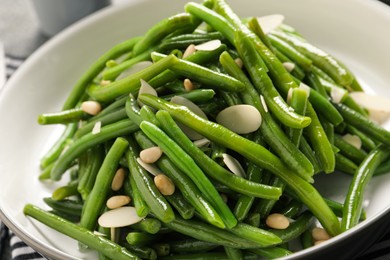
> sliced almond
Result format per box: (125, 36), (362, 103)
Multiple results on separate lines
(137, 157), (162, 176)
(299, 82), (311, 97)
(216, 104), (262, 134)
(117, 61), (153, 80)
(140, 146), (163, 164)
(342, 134), (362, 150)
(222, 153), (246, 178)
(98, 206), (143, 228)
(260, 95), (268, 113)
(194, 39), (222, 51)
(283, 62), (295, 72)
(330, 86), (347, 104)
(138, 79), (158, 106)
(92, 121), (102, 135)
(256, 14), (285, 34)
(287, 88), (293, 105)
(349, 92), (390, 124)
(183, 44), (196, 59)
(193, 138), (210, 148)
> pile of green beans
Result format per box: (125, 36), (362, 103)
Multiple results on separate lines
(24, 0), (390, 259)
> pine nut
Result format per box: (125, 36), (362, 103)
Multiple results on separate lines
(140, 146), (163, 164)
(314, 240), (327, 246)
(100, 79), (111, 86)
(312, 227), (331, 241)
(265, 213), (290, 229)
(183, 78), (194, 91)
(234, 58), (243, 69)
(183, 44), (196, 59)
(106, 195), (131, 209)
(154, 174), (175, 195)
(81, 101), (102, 115)
(111, 168), (126, 191)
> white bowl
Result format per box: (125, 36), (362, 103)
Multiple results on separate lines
(1, 0), (390, 259)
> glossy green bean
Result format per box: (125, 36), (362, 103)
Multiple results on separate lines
(219, 50), (314, 180)
(126, 232), (156, 247)
(342, 145), (390, 231)
(139, 94), (341, 236)
(123, 172), (150, 218)
(40, 123), (77, 169)
(134, 131), (225, 228)
(346, 125), (376, 152)
(51, 119), (138, 181)
(170, 239), (218, 253)
(155, 110), (282, 200)
(131, 218), (162, 235)
(132, 13), (194, 56)
(159, 31), (224, 51)
(162, 89), (216, 104)
(87, 54), (179, 102)
(139, 120), (235, 228)
(124, 244), (157, 260)
(126, 138), (175, 223)
(43, 197), (83, 217)
(249, 247), (292, 259)
(335, 153), (358, 175)
(280, 199), (303, 218)
(24, 204), (139, 260)
(228, 223), (282, 247)
(151, 52), (245, 92)
(79, 137), (128, 231)
(224, 247), (243, 260)
(166, 191), (195, 220)
(287, 88), (308, 146)
(52, 181), (78, 201)
(38, 108), (87, 125)
(334, 134), (368, 164)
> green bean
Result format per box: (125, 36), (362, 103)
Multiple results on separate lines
(374, 159), (390, 176)
(163, 216), (262, 249)
(162, 89), (216, 104)
(155, 110), (282, 200)
(305, 71), (328, 97)
(79, 137), (128, 231)
(335, 153), (358, 175)
(170, 239), (218, 253)
(38, 108), (88, 125)
(139, 120), (236, 229)
(287, 88), (308, 146)
(299, 137), (322, 174)
(268, 34), (312, 71)
(43, 197), (83, 217)
(151, 52), (245, 92)
(131, 218), (162, 235)
(139, 94), (341, 236)
(95, 95), (128, 118)
(50, 119), (138, 181)
(271, 30), (353, 87)
(87, 54), (179, 102)
(228, 223), (282, 247)
(123, 171), (150, 218)
(235, 31), (311, 129)
(224, 247), (243, 260)
(124, 244), (157, 260)
(247, 17), (274, 51)
(39, 162), (54, 180)
(244, 213), (261, 228)
(254, 177), (285, 219)
(300, 229), (314, 249)
(62, 36), (141, 110)
(24, 204), (139, 259)
(269, 211), (314, 243)
(346, 125), (377, 152)
(233, 162), (263, 221)
(273, 48), (306, 80)
(166, 191), (195, 220)
(280, 199), (303, 219)
(102, 48), (153, 80)
(132, 13), (194, 56)
(52, 181), (78, 201)
(126, 232), (157, 247)
(304, 103), (335, 173)
(77, 146), (105, 200)
(219, 51), (314, 180)
(48, 210), (80, 223)
(40, 123), (77, 169)
(159, 31), (224, 51)
(249, 247), (292, 259)
(75, 108), (127, 138)
(149, 44), (227, 89)
(342, 145), (390, 231)
(134, 131), (225, 228)
(334, 134), (367, 164)
(126, 138), (175, 223)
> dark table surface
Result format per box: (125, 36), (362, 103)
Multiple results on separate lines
(1, 0), (390, 259)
